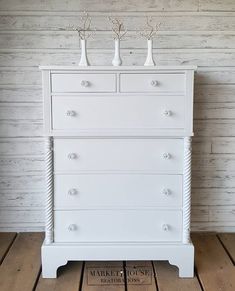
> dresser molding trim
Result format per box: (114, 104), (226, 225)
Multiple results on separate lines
(183, 137), (192, 244)
(40, 65), (197, 71)
(42, 242), (194, 278)
(48, 130), (194, 137)
(45, 137), (54, 244)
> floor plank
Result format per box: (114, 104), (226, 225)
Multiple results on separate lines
(82, 261), (125, 291)
(36, 261), (83, 291)
(153, 261), (202, 291)
(218, 233), (235, 264)
(1, 232), (235, 291)
(0, 232), (16, 264)
(0, 232), (44, 291)
(192, 233), (235, 291)
(126, 261), (157, 291)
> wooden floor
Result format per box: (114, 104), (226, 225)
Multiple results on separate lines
(0, 233), (235, 291)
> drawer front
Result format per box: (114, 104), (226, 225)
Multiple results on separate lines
(120, 73), (185, 93)
(54, 138), (183, 174)
(52, 95), (185, 130)
(54, 174), (182, 209)
(54, 210), (182, 242)
(51, 73), (116, 93)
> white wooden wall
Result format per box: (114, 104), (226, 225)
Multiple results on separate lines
(0, 0), (235, 232)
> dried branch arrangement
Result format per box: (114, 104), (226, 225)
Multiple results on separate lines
(139, 16), (161, 40)
(108, 17), (127, 40)
(70, 11), (95, 40)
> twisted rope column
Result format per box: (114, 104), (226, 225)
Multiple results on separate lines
(183, 137), (192, 244)
(45, 137), (54, 244)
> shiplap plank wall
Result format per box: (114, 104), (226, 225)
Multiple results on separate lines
(0, 0), (235, 231)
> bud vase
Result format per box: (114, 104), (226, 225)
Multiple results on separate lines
(112, 39), (122, 66)
(79, 39), (90, 66)
(144, 39), (155, 66)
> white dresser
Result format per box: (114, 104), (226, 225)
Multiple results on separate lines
(40, 66), (196, 278)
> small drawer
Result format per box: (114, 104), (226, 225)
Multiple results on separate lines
(54, 210), (182, 242)
(120, 73), (185, 93)
(53, 138), (183, 174)
(51, 73), (116, 93)
(52, 95), (185, 131)
(54, 174), (182, 209)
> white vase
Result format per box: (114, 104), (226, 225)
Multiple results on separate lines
(144, 39), (155, 66)
(79, 39), (90, 66)
(112, 39), (122, 66)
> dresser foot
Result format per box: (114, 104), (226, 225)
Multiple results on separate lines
(169, 244), (194, 278)
(41, 241), (194, 278)
(41, 243), (68, 278)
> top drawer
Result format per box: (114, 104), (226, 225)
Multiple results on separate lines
(120, 73), (185, 93)
(51, 73), (116, 93)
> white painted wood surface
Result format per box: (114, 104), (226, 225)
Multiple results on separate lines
(51, 73), (116, 92)
(119, 73), (185, 92)
(0, 0), (235, 232)
(42, 67), (195, 278)
(53, 209), (183, 243)
(54, 174), (183, 209)
(52, 94), (186, 131)
(53, 138), (183, 173)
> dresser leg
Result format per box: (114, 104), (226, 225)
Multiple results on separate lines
(178, 259), (194, 278)
(41, 243), (68, 278)
(169, 243), (194, 278)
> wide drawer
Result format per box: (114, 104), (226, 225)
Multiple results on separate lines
(53, 138), (183, 174)
(120, 73), (185, 93)
(54, 210), (182, 242)
(52, 95), (185, 130)
(51, 73), (116, 93)
(54, 174), (182, 209)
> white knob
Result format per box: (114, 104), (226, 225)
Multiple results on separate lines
(150, 80), (158, 87)
(162, 224), (169, 231)
(163, 153), (171, 159)
(68, 153), (77, 160)
(163, 110), (172, 117)
(162, 188), (171, 196)
(68, 224), (77, 231)
(81, 80), (89, 87)
(66, 110), (76, 117)
(68, 188), (78, 195)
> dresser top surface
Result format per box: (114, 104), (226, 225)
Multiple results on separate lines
(39, 65), (197, 71)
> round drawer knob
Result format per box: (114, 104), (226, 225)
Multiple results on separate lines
(162, 224), (170, 232)
(163, 110), (172, 117)
(68, 153), (77, 160)
(68, 224), (77, 231)
(162, 188), (171, 196)
(68, 188), (78, 195)
(163, 152), (171, 160)
(150, 80), (158, 87)
(66, 110), (76, 117)
(81, 80), (89, 87)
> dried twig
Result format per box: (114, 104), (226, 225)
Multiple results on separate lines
(139, 16), (161, 40)
(108, 16), (127, 40)
(69, 11), (95, 40)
